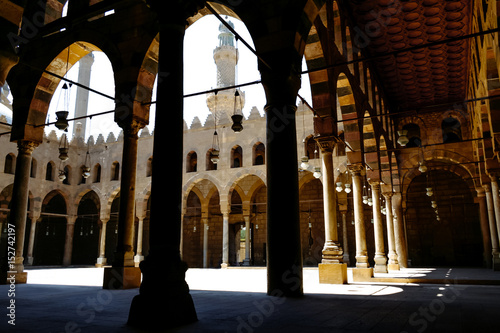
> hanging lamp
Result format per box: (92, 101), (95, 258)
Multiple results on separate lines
(81, 117), (92, 178)
(55, 46), (72, 132)
(58, 134), (69, 161)
(231, 90), (243, 132)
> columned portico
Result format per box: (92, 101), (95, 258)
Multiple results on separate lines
(96, 218), (109, 267)
(484, 184), (500, 270)
(3, 140), (38, 284)
(348, 163), (373, 280)
(369, 180), (387, 273)
(382, 189), (399, 271)
(316, 136), (346, 284)
(103, 119), (144, 289)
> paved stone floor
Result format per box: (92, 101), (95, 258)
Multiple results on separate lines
(1, 267), (499, 332)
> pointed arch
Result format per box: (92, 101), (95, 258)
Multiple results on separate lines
(337, 73), (361, 151)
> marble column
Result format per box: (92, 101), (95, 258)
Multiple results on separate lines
(26, 213), (39, 266)
(261, 56), (303, 297)
(341, 211), (350, 266)
(392, 192), (408, 268)
(128, 1), (201, 328)
(477, 188), (493, 268)
(96, 219), (108, 267)
(134, 217), (145, 267)
(202, 217), (209, 268)
(317, 136), (346, 284)
(489, 175), (500, 244)
(484, 184), (500, 270)
(369, 180), (387, 273)
(221, 210), (230, 268)
(242, 214), (251, 266)
(383, 191), (399, 271)
(348, 164), (373, 280)
(6, 140), (37, 283)
(63, 216), (77, 266)
(104, 120), (143, 289)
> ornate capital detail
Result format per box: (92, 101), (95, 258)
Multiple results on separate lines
(347, 163), (364, 176)
(382, 191), (394, 199)
(120, 118), (147, 138)
(367, 179), (382, 188)
(483, 184), (492, 193)
(315, 136), (340, 153)
(17, 140), (38, 155)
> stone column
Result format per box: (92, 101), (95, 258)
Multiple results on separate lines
(104, 120), (143, 289)
(317, 136), (346, 284)
(63, 216), (77, 266)
(348, 164), (373, 280)
(261, 54), (303, 297)
(6, 140), (37, 283)
(489, 174), (500, 244)
(477, 188), (493, 268)
(134, 217), (145, 267)
(202, 217), (209, 268)
(369, 180), (387, 273)
(341, 211), (350, 266)
(484, 184), (500, 270)
(26, 213), (40, 266)
(392, 192), (408, 268)
(242, 213), (251, 266)
(128, 1), (202, 328)
(96, 218), (108, 267)
(221, 210), (230, 268)
(383, 190), (399, 271)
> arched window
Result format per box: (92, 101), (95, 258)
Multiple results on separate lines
(253, 143), (265, 165)
(93, 164), (101, 183)
(111, 162), (120, 181)
(146, 157), (153, 177)
(442, 117), (462, 143)
(186, 151), (197, 173)
(231, 146), (243, 168)
(46, 161), (55, 181)
(206, 150), (217, 171)
(304, 136), (318, 160)
(63, 165), (71, 185)
(403, 123), (422, 148)
(4, 153), (15, 174)
(30, 158), (37, 178)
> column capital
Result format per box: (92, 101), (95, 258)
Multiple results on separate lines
(347, 163), (365, 176)
(367, 179), (382, 188)
(382, 191), (394, 199)
(476, 187), (486, 197)
(17, 140), (38, 154)
(483, 183), (492, 193)
(315, 135), (340, 153)
(118, 118), (147, 138)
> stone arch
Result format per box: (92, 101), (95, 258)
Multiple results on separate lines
(337, 72), (361, 151)
(363, 110), (378, 172)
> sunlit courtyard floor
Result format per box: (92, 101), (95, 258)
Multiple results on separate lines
(1, 266), (499, 332)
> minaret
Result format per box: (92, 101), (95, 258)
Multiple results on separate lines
(73, 52), (94, 138)
(206, 20), (245, 124)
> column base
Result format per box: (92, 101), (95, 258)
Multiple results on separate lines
(388, 263), (400, 271)
(493, 254), (500, 271)
(319, 263), (347, 284)
(374, 264), (388, 273)
(221, 263), (229, 269)
(103, 267), (141, 289)
(352, 267), (373, 282)
(2, 272), (28, 284)
(374, 255), (388, 273)
(95, 257), (107, 268)
(242, 259), (251, 266)
(26, 257), (34, 266)
(134, 255), (144, 267)
(128, 252), (197, 330)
